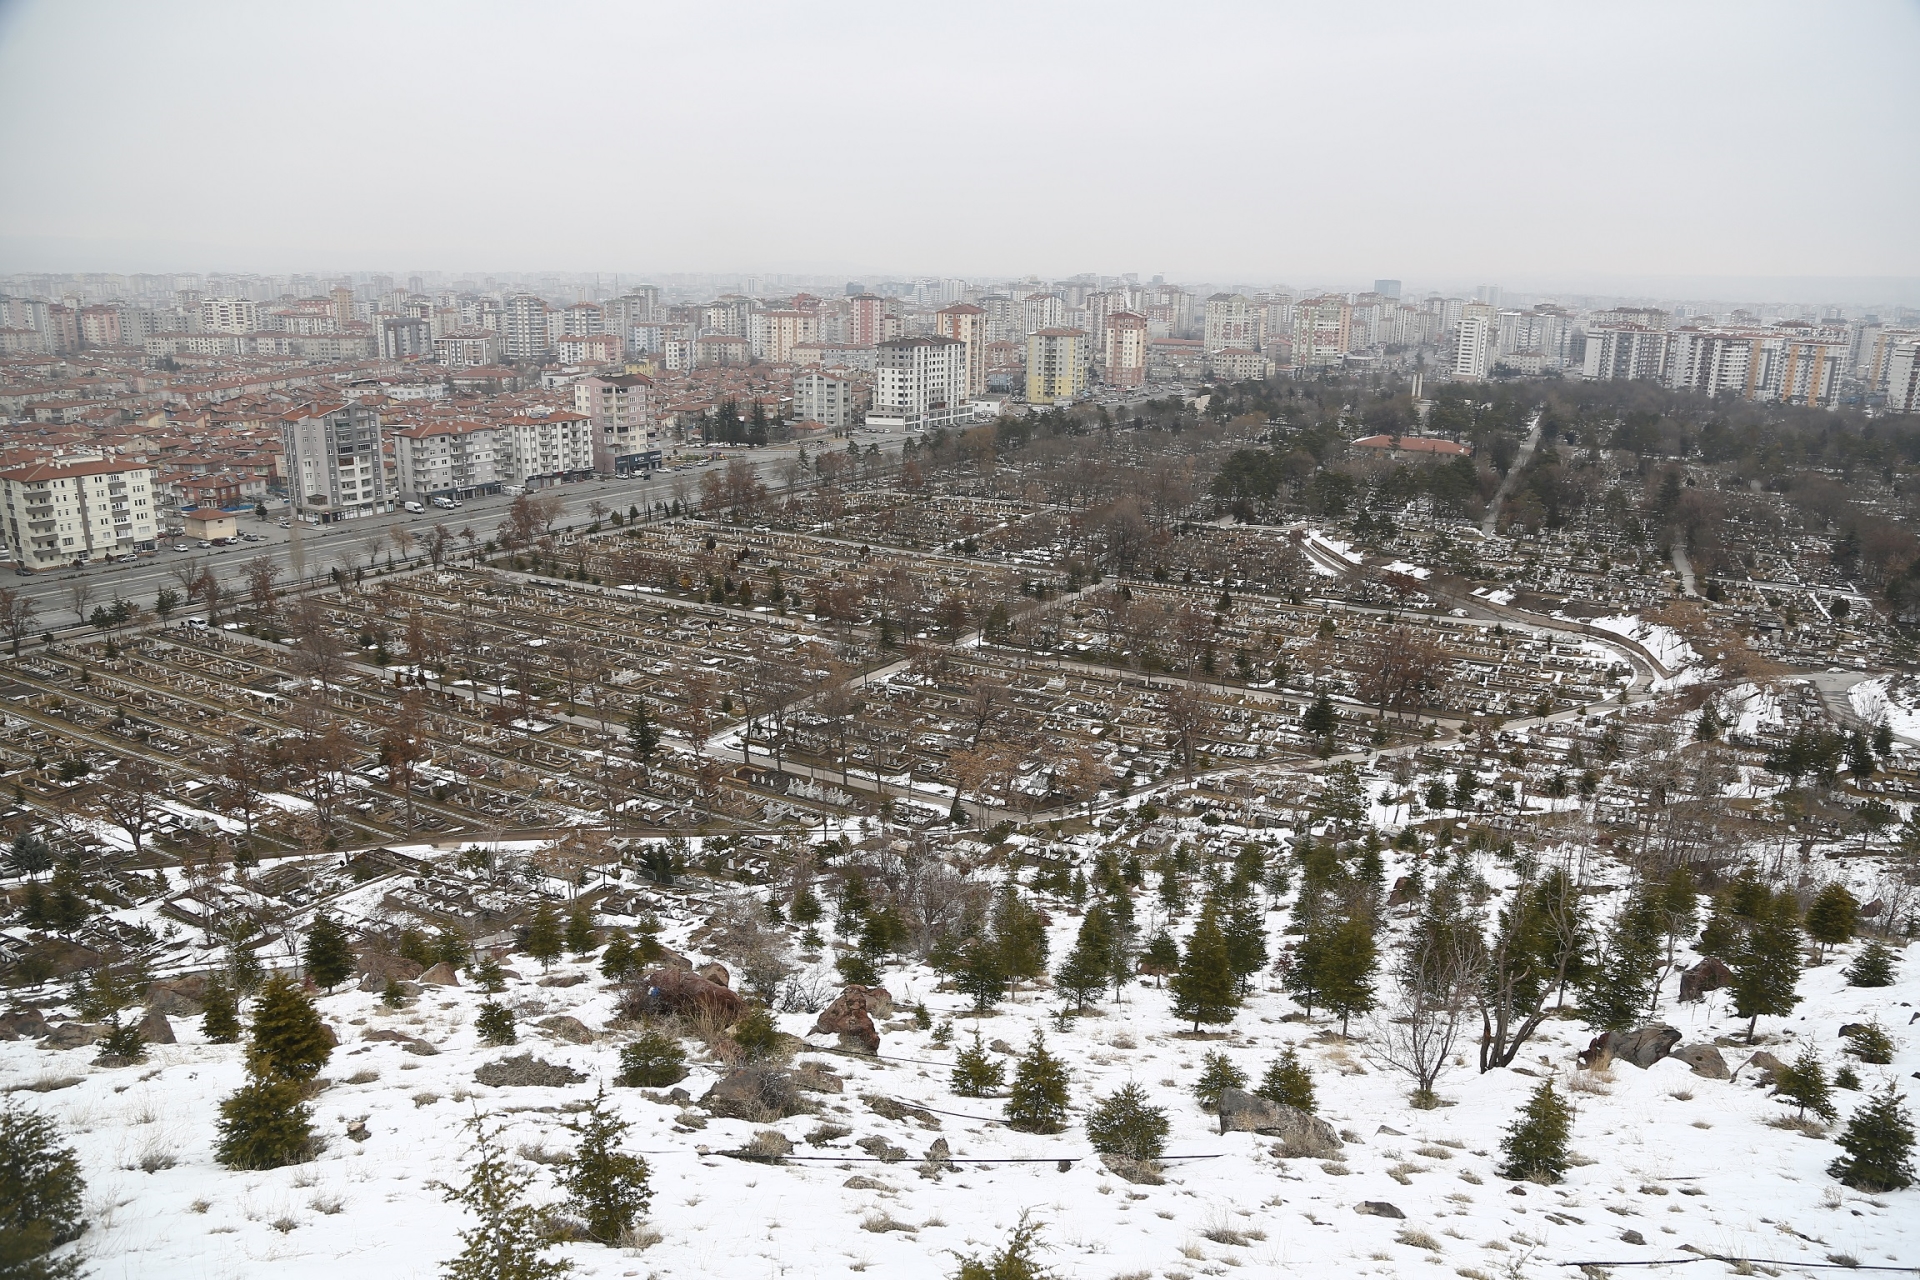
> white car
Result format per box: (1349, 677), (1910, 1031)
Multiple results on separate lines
(173, 544), (191, 552)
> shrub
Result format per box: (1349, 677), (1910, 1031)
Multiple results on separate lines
(472, 956), (507, 994)
(0, 1098), (88, 1279)
(1836, 1065), (1863, 1091)
(1844, 939), (1898, 988)
(1193, 1050), (1247, 1113)
(1775, 1045), (1837, 1122)
(215, 1074), (315, 1170)
(1843, 1022), (1895, 1066)
(475, 1001), (517, 1047)
(731, 1006), (782, 1062)
(1828, 1086), (1915, 1193)
(617, 1029), (688, 1088)
(1499, 1081), (1573, 1184)
(1005, 1032), (1070, 1134)
(247, 974), (332, 1082)
(1256, 1047), (1316, 1113)
(834, 951), (880, 987)
(951, 1031), (1006, 1098)
(560, 1088), (652, 1245)
(302, 913), (355, 991)
(952, 1212), (1056, 1280)
(93, 1018), (146, 1065)
(201, 978), (241, 1043)
(441, 1117), (571, 1280)
(1085, 1083), (1170, 1162)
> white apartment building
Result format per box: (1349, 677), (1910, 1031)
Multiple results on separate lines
(1886, 339), (1920, 414)
(434, 330), (499, 367)
(1289, 295), (1352, 369)
(1203, 293), (1260, 353)
(394, 421), (502, 500)
(503, 294), (551, 363)
(749, 309), (819, 364)
(574, 374), (659, 474)
(282, 401), (387, 521)
(1582, 325), (1669, 382)
(0, 460), (159, 571)
(1103, 311), (1149, 389)
(200, 296), (259, 333)
(1452, 313), (1493, 381)
(1021, 292), (1066, 334)
(794, 371), (857, 429)
(935, 303), (988, 397)
(870, 335), (970, 430)
(500, 411), (596, 485)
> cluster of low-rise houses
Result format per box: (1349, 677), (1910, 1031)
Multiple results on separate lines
(0, 270), (1915, 571)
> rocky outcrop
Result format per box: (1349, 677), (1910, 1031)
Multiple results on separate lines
(418, 962), (461, 986)
(145, 975), (208, 1016)
(0, 1006), (50, 1040)
(697, 962), (731, 988)
(1580, 1024), (1680, 1069)
(537, 1015), (594, 1044)
(702, 1066), (805, 1121)
(1670, 1044), (1728, 1080)
(1735, 1050), (1787, 1085)
(1217, 1088), (1342, 1158)
(811, 985), (881, 1054)
(43, 1022), (104, 1050)
(137, 1009), (175, 1045)
(1678, 958), (1733, 1003)
(639, 967), (744, 1024)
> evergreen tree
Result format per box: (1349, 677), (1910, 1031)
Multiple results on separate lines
(474, 955), (508, 993)
(0, 1098), (88, 1280)
(1085, 1083), (1170, 1163)
(599, 930), (634, 981)
(1845, 939), (1898, 988)
(201, 978), (241, 1043)
(1828, 1086), (1915, 1193)
(1499, 1080), (1574, 1184)
(1193, 1050), (1247, 1112)
(6, 831), (54, 881)
(475, 1001), (517, 1046)
(382, 977), (407, 1008)
(1256, 1047), (1316, 1113)
(993, 886), (1050, 989)
(1775, 1045), (1837, 1122)
(955, 938), (1008, 1013)
(1580, 888), (1664, 1031)
(560, 1088), (652, 1245)
(1804, 883), (1858, 961)
(523, 903), (563, 969)
(1731, 892), (1803, 1041)
(1055, 905), (1115, 1013)
(952, 1213), (1057, 1280)
(1318, 914), (1378, 1036)
(617, 1028), (688, 1087)
(215, 1074), (314, 1170)
(1004, 1032), (1070, 1133)
(1222, 895), (1268, 996)
(435, 928), (473, 971)
(624, 703), (659, 764)
(1139, 928), (1179, 988)
(1170, 902), (1239, 1032)
(951, 1030), (1006, 1097)
(303, 913), (355, 991)
(441, 1117), (573, 1280)
(1302, 690), (1337, 741)
(1653, 865), (1698, 966)
(731, 1006), (781, 1062)
(247, 974), (332, 1082)
(564, 905), (596, 957)
(1843, 1022), (1895, 1066)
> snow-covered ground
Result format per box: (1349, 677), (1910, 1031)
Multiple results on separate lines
(5, 843), (1914, 1280)
(1850, 676), (1920, 742)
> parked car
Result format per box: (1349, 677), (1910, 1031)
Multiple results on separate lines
(173, 544), (191, 552)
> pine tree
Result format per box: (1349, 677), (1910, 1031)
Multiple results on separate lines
(1257, 1047), (1316, 1113)
(564, 905), (596, 957)
(476, 1001), (517, 1046)
(1804, 883), (1858, 961)
(0, 1098), (88, 1280)
(993, 886), (1050, 989)
(1055, 905), (1115, 1013)
(599, 931), (634, 980)
(1580, 889), (1664, 1032)
(1499, 1080), (1574, 1184)
(441, 1117), (574, 1279)
(1222, 896), (1268, 996)
(1731, 893), (1803, 1041)
(1193, 1049), (1247, 1112)
(1139, 928), (1179, 987)
(624, 703), (659, 764)
(1828, 1086), (1916, 1193)
(201, 978), (241, 1043)
(1842, 1022), (1895, 1066)
(1170, 902), (1239, 1032)
(1004, 1032), (1070, 1134)
(952, 1213), (1057, 1280)
(1319, 913), (1378, 1037)
(474, 955), (508, 993)
(560, 1088), (652, 1245)
(1085, 1083), (1170, 1162)
(303, 913), (355, 991)
(955, 938), (1008, 1013)
(382, 977), (407, 1008)
(1775, 1045), (1837, 1122)
(617, 1028), (688, 1087)
(247, 974), (332, 1082)
(523, 903), (563, 970)
(215, 1073), (314, 1170)
(1845, 940), (1898, 988)
(731, 1006), (781, 1062)
(951, 1030), (1007, 1097)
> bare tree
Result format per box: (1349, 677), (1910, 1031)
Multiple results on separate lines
(96, 756), (167, 858)
(1163, 681), (1213, 783)
(281, 697), (355, 841)
(244, 555), (280, 624)
(424, 522), (453, 569)
(1368, 882), (1484, 1105)
(819, 678), (861, 787)
(288, 599), (347, 694)
(0, 587), (38, 658)
(378, 691), (430, 829)
(221, 732), (273, 849)
(66, 581), (93, 627)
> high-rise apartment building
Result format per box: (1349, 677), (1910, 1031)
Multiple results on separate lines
(282, 401), (387, 520)
(935, 303), (988, 397)
(848, 293), (888, 347)
(1289, 295), (1352, 369)
(794, 370), (857, 430)
(1452, 313), (1493, 381)
(0, 460), (158, 571)
(1886, 338), (1920, 413)
(1103, 311), (1149, 389)
(871, 336), (969, 430)
(751, 309), (819, 364)
(1027, 328), (1089, 405)
(1582, 325), (1669, 382)
(1203, 293), (1260, 352)
(200, 296), (259, 333)
(574, 373), (657, 475)
(503, 294), (551, 363)
(1022, 292), (1065, 334)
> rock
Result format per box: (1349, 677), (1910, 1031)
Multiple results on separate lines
(702, 1066), (805, 1121)
(697, 962), (731, 988)
(864, 1094), (940, 1129)
(1355, 1201), (1406, 1219)
(1509, 1185), (1527, 1196)
(918, 1137), (961, 1179)
(1218, 1088), (1342, 1158)
(1736, 1050), (1787, 1085)
(418, 962), (461, 986)
(730, 1130), (791, 1162)
(537, 1015), (593, 1044)
(1376, 1125), (1406, 1136)
(843, 1175), (890, 1189)
(358, 954), (425, 983)
(792, 1062), (845, 1094)
(473, 1053), (586, 1088)
(0, 1007), (50, 1040)
(1678, 958), (1733, 1003)
(1580, 1024), (1680, 1069)
(43, 1022), (104, 1051)
(537, 973), (586, 988)
(1838, 1021), (1870, 1039)
(346, 1119), (370, 1143)
(1100, 1152), (1164, 1185)
(811, 985), (880, 1055)
(1620, 1230), (1647, 1246)
(856, 1136), (909, 1163)
(137, 1009), (175, 1045)
(1386, 875), (1415, 908)
(641, 967), (744, 1024)
(1670, 1044), (1729, 1080)
(145, 975), (208, 1016)
(989, 1038), (1016, 1055)
(863, 987), (894, 1019)
(1860, 897), (1884, 919)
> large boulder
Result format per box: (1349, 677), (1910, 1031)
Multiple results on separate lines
(538, 1015), (594, 1044)
(1736, 1050), (1787, 1085)
(641, 967), (745, 1024)
(1670, 1044), (1728, 1080)
(1678, 958), (1733, 1004)
(1217, 1088), (1342, 1158)
(701, 1066), (804, 1121)
(418, 962), (461, 986)
(43, 1022), (104, 1051)
(137, 1009), (175, 1046)
(0, 1006), (50, 1041)
(697, 962), (731, 989)
(357, 954), (425, 984)
(1580, 1024), (1681, 1069)
(145, 975), (208, 1017)
(811, 985), (880, 1054)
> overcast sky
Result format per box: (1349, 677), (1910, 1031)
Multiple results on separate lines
(1, 0), (1916, 294)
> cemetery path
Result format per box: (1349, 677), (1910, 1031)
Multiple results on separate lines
(1480, 410), (1545, 536)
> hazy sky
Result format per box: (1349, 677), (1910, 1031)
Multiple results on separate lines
(1, 0), (1917, 292)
